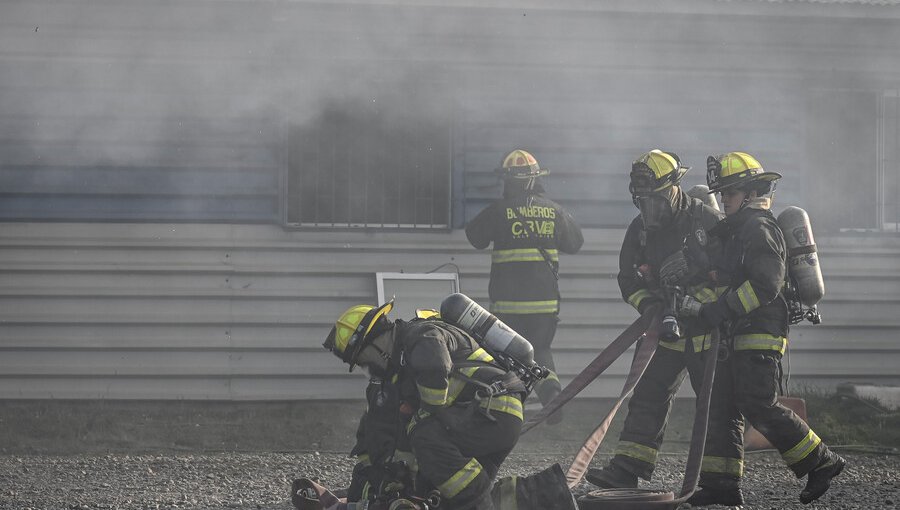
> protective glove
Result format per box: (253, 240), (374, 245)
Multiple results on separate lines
(699, 300), (731, 328)
(679, 295), (703, 318)
(659, 250), (690, 288)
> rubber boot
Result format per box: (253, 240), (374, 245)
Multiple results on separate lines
(686, 486), (744, 507)
(800, 451), (846, 504)
(585, 463), (638, 489)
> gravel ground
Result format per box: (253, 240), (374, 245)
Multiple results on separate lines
(1, 449), (897, 510)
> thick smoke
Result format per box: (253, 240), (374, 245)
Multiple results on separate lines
(3, 1), (900, 232)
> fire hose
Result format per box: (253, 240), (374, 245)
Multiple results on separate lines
(521, 305), (719, 510)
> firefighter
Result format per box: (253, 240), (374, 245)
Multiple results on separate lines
(465, 149), (584, 423)
(323, 301), (527, 510)
(678, 152), (846, 506)
(586, 150), (741, 496)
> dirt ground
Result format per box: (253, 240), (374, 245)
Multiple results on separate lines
(1, 400), (898, 509)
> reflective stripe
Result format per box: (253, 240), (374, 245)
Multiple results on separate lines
(357, 453), (371, 466)
(447, 366), (479, 404)
(658, 337), (686, 352)
(481, 394), (524, 421)
(627, 289), (653, 311)
(418, 383), (449, 406)
(701, 455), (744, 477)
(495, 476), (518, 510)
(691, 334), (714, 352)
(614, 441), (658, 465)
(734, 334), (787, 355)
(491, 300), (558, 314)
(691, 286), (719, 304)
(782, 430), (821, 466)
(492, 248), (559, 264)
(468, 348), (494, 363)
(438, 458), (483, 498)
(735, 280), (761, 313)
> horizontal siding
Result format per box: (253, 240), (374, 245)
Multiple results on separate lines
(1, 222), (899, 399)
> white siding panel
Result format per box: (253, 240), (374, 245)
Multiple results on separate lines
(1, 222), (898, 399)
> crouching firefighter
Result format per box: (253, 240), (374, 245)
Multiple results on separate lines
(323, 299), (564, 510)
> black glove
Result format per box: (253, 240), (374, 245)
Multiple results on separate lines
(659, 250), (691, 288)
(699, 300), (731, 328)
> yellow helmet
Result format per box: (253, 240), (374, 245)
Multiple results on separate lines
(630, 149), (689, 195)
(496, 149), (548, 179)
(323, 300), (394, 371)
(706, 152), (782, 193)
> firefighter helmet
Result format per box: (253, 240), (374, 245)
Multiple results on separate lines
(496, 149), (549, 179)
(706, 152), (782, 193)
(630, 150), (689, 196)
(323, 300), (394, 371)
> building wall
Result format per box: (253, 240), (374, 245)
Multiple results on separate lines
(1, 1), (899, 399)
(1, 222), (897, 399)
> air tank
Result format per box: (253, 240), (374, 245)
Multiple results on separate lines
(440, 293), (536, 367)
(777, 206), (825, 306)
(686, 184), (720, 211)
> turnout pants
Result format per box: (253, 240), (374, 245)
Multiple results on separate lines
(701, 349), (829, 489)
(609, 336), (743, 486)
(497, 313), (560, 405)
(410, 405), (522, 510)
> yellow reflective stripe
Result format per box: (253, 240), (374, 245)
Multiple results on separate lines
(495, 476), (518, 510)
(468, 348), (494, 363)
(627, 289), (652, 311)
(691, 286), (719, 304)
(447, 366), (479, 405)
(544, 370), (560, 384)
(659, 337), (686, 352)
(438, 458), (483, 498)
(357, 453), (371, 466)
(614, 441), (658, 465)
(492, 248), (559, 264)
(491, 300), (558, 314)
(691, 334), (714, 352)
(735, 280), (761, 313)
(733, 334), (787, 355)
(701, 456), (744, 477)
(782, 430), (821, 466)
(418, 383), (448, 406)
(481, 395), (524, 420)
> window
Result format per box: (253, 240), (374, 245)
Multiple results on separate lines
(286, 96), (452, 229)
(879, 90), (900, 232)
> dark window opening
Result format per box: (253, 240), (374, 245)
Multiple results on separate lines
(286, 98), (451, 229)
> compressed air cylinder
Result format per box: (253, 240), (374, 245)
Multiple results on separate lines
(686, 184), (720, 212)
(777, 206), (825, 306)
(440, 293), (536, 367)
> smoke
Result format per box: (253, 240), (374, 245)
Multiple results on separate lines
(3, 1), (899, 231)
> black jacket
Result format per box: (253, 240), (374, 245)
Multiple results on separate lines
(708, 206), (790, 348)
(465, 189), (583, 314)
(618, 190), (724, 324)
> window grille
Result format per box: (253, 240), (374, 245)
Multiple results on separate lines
(286, 99), (451, 229)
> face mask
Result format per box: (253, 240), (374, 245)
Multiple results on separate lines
(635, 191), (674, 231)
(354, 328), (394, 375)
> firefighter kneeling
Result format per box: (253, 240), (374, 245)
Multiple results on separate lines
(321, 299), (576, 510)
